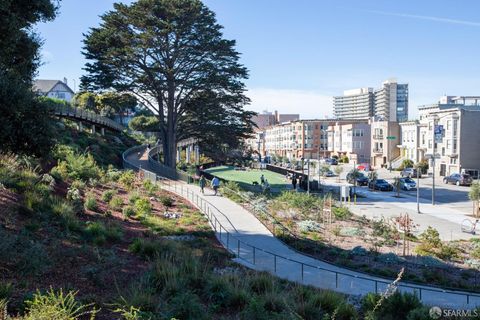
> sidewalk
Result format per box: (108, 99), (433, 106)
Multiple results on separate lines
(125, 150), (480, 308)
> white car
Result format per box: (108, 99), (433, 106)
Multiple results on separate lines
(399, 177), (416, 191)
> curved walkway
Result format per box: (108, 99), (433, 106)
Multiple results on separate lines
(125, 149), (480, 309)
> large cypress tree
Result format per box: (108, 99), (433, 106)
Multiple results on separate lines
(0, 0), (57, 157)
(81, 0), (251, 168)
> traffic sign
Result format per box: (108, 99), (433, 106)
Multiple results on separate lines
(386, 136), (396, 140)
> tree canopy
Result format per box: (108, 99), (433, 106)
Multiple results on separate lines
(72, 91), (137, 123)
(81, 0), (253, 167)
(0, 0), (58, 157)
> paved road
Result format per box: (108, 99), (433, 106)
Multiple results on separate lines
(124, 149), (480, 308)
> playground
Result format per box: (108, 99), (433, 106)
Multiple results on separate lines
(205, 166), (289, 191)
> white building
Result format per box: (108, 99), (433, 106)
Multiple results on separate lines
(33, 79), (75, 102)
(399, 120), (425, 164)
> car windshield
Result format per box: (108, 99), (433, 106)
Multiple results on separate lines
(404, 178), (414, 183)
(377, 179), (387, 183)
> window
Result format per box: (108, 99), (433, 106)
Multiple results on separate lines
(446, 140), (451, 149)
(442, 147), (445, 156)
(446, 120), (451, 130)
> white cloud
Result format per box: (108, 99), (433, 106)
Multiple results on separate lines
(246, 88), (333, 119)
(365, 10), (480, 27)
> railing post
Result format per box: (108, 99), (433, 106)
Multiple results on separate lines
(375, 281), (378, 294)
(237, 240), (240, 257)
(274, 255), (277, 273)
(227, 232), (229, 249)
(335, 272), (338, 288)
(253, 247), (256, 265)
(301, 263), (304, 281)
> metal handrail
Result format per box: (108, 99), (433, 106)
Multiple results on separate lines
(122, 145), (480, 308)
(50, 104), (124, 132)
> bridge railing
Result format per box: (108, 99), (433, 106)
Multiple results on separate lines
(51, 104), (124, 132)
(122, 145), (480, 309)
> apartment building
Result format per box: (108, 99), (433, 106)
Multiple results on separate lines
(369, 119), (401, 169)
(416, 97), (480, 177)
(334, 79), (408, 122)
(245, 130), (266, 158)
(251, 110), (300, 129)
(327, 120), (371, 164)
(333, 88), (374, 120)
(264, 120), (330, 160)
(399, 120), (425, 164)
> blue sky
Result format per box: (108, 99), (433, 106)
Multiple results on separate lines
(37, 0), (480, 119)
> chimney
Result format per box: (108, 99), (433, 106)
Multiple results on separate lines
(63, 77), (68, 85)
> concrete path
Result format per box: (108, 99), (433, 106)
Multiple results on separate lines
(125, 150), (480, 308)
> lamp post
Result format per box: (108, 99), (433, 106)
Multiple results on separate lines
(416, 166), (420, 213)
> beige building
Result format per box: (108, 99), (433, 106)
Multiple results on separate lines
(327, 120), (371, 164)
(369, 119), (401, 169)
(251, 110), (300, 130)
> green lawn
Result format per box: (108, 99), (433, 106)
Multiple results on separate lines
(205, 166), (289, 192)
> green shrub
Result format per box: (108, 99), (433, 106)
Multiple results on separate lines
(134, 198), (152, 216)
(23, 288), (96, 320)
(84, 221), (122, 245)
(333, 206), (351, 220)
(166, 291), (205, 320)
(362, 291), (422, 320)
(0, 282), (13, 300)
(221, 181), (243, 203)
(109, 196), (124, 211)
(398, 159), (414, 171)
(122, 206), (136, 219)
(129, 238), (162, 259)
(128, 191), (141, 204)
(119, 170), (136, 190)
(50, 197), (81, 231)
(275, 191), (322, 214)
(62, 153), (101, 182)
(159, 195), (174, 207)
(143, 179), (158, 195)
(84, 194), (98, 212)
(101, 189), (117, 202)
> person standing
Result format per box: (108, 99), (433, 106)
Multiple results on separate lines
(211, 176), (220, 196)
(199, 175), (206, 194)
(260, 174), (265, 185)
(292, 175), (297, 190)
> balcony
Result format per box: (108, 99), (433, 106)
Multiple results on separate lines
(373, 148), (383, 154)
(373, 134), (384, 140)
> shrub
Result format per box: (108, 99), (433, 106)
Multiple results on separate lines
(119, 170), (136, 190)
(399, 159), (414, 170)
(101, 189), (117, 202)
(109, 196), (124, 211)
(63, 153), (101, 182)
(221, 181), (243, 203)
(143, 179), (158, 195)
(128, 191), (141, 204)
(159, 195), (174, 207)
(84, 194), (98, 212)
(297, 220), (322, 233)
(362, 291), (422, 320)
(275, 191), (322, 214)
(0, 282), (13, 300)
(166, 292), (205, 320)
(122, 206), (136, 219)
(128, 238), (162, 259)
(333, 206), (351, 220)
(50, 197), (81, 231)
(23, 288), (96, 319)
(134, 198), (152, 216)
(84, 221), (122, 245)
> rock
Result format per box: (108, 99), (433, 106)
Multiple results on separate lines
(164, 211), (182, 219)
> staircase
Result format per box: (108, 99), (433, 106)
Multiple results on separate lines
(390, 155), (405, 169)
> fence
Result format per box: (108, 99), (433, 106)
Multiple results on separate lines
(50, 103), (124, 132)
(122, 145), (480, 308)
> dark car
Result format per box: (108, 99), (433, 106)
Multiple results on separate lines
(346, 171), (369, 186)
(400, 167), (420, 178)
(325, 158), (338, 165)
(368, 179), (393, 191)
(443, 173), (473, 186)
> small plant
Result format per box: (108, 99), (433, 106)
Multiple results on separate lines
(101, 189), (117, 202)
(84, 221), (122, 245)
(109, 196), (124, 211)
(84, 194), (98, 212)
(23, 288), (96, 319)
(297, 220), (322, 233)
(119, 170), (136, 190)
(134, 198), (152, 216)
(332, 226), (341, 237)
(128, 191), (141, 204)
(122, 206), (136, 219)
(159, 195), (174, 207)
(333, 206), (351, 220)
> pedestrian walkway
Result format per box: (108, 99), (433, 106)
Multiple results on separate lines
(125, 148), (480, 308)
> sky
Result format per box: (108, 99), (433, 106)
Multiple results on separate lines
(36, 0), (480, 120)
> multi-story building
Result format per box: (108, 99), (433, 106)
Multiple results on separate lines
(245, 130), (266, 158)
(374, 79), (409, 122)
(327, 120), (371, 164)
(398, 120), (425, 164)
(369, 118), (401, 169)
(333, 88), (374, 120)
(264, 120), (330, 160)
(251, 110), (300, 130)
(334, 79), (408, 122)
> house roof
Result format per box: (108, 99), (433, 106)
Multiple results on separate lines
(33, 80), (74, 94)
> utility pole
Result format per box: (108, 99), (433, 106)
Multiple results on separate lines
(307, 159), (310, 194)
(417, 167), (421, 213)
(432, 117), (437, 206)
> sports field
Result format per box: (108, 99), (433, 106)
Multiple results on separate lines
(205, 166), (288, 191)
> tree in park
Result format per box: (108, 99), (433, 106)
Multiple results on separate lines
(81, 0), (253, 167)
(0, 0), (58, 157)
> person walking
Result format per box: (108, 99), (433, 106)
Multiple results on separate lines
(292, 175), (297, 190)
(211, 176), (220, 196)
(260, 174), (265, 185)
(199, 175), (206, 194)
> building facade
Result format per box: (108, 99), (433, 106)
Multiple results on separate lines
(33, 79), (75, 102)
(251, 110), (300, 130)
(334, 79), (408, 122)
(369, 119), (401, 169)
(398, 121), (425, 164)
(327, 120), (371, 164)
(333, 88), (374, 120)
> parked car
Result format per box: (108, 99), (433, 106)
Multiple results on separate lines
(325, 158), (338, 165)
(294, 164), (302, 170)
(368, 179), (393, 191)
(443, 173), (473, 186)
(399, 177), (416, 191)
(400, 167), (420, 178)
(324, 170), (336, 177)
(346, 171), (369, 186)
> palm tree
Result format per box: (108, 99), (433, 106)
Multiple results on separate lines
(469, 182), (480, 217)
(350, 168), (362, 195)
